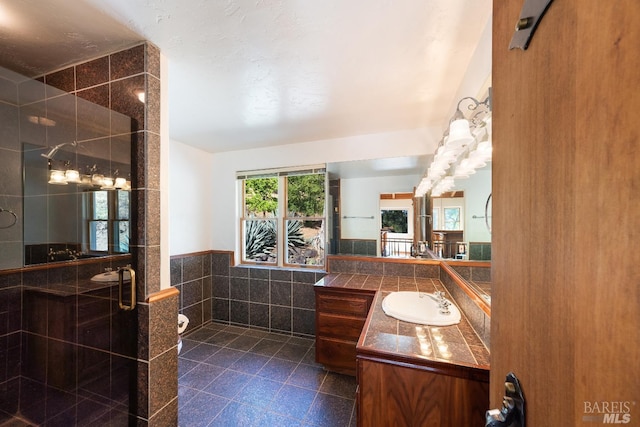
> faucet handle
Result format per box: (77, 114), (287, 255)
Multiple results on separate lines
(438, 300), (451, 315)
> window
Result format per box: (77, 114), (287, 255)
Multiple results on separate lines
(443, 207), (461, 230)
(381, 209), (408, 234)
(432, 208), (440, 230)
(432, 193), (464, 231)
(239, 166), (325, 267)
(87, 190), (130, 254)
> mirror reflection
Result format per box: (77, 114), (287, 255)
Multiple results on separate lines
(23, 141), (131, 264)
(326, 156), (492, 304)
(0, 65), (132, 270)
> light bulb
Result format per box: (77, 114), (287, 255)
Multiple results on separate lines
(114, 177), (127, 188)
(48, 170), (67, 185)
(100, 177), (115, 190)
(64, 169), (81, 183)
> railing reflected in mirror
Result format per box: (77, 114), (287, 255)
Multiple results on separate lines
(326, 156), (491, 308)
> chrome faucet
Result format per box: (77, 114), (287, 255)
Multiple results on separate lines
(435, 291), (451, 315)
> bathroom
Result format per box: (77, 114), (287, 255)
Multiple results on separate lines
(2, 1), (637, 426)
(0, 1), (493, 425)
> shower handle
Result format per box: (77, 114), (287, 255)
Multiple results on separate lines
(118, 266), (136, 311)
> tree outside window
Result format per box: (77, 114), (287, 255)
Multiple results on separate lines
(241, 170), (325, 267)
(286, 174), (325, 266)
(88, 190), (130, 253)
(443, 207), (461, 230)
(381, 209), (408, 233)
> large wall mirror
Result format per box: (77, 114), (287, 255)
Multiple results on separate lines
(326, 155), (491, 305)
(0, 66), (132, 270)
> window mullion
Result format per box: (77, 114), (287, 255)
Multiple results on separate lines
(278, 175), (286, 266)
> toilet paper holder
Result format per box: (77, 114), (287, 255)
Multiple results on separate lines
(178, 314), (189, 334)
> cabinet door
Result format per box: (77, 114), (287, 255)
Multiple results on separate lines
(358, 358), (488, 427)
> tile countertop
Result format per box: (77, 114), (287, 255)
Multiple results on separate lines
(315, 273), (490, 373)
(23, 279), (119, 297)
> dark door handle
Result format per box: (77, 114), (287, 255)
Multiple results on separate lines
(485, 372), (525, 427)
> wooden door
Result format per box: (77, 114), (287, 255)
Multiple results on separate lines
(492, 1), (640, 425)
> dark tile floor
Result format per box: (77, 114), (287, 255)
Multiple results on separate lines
(178, 323), (357, 427)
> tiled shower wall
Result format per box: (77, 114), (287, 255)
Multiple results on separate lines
(0, 43), (176, 426)
(0, 271), (21, 399)
(171, 251), (325, 338)
(0, 73), (21, 269)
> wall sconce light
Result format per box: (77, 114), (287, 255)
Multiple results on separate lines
(447, 119), (474, 148)
(415, 90), (492, 198)
(91, 173), (105, 187)
(100, 176), (115, 190)
(79, 174), (93, 187)
(64, 169), (81, 183)
(48, 169), (68, 185)
(43, 143), (132, 191)
(44, 141), (84, 185)
(114, 177), (127, 188)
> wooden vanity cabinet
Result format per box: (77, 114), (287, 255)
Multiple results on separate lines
(314, 287), (375, 376)
(357, 355), (489, 427)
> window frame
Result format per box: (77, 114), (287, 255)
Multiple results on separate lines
(443, 206), (462, 231)
(85, 189), (130, 255)
(238, 165), (326, 269)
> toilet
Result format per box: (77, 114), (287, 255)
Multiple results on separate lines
(177, 313), (189, 354)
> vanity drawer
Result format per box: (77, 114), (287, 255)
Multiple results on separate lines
(317, 313), (366, 340)
(317, 291), (374, 317)
(314, 287), (375, 376)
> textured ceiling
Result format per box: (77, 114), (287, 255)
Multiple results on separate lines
(0, 0), (491, 153)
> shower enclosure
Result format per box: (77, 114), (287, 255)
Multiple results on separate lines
(0, 45), (149, 424)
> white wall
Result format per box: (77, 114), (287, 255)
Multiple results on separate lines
(446, 12), (493, 118)
(341, 175), (417, 240)
(207, 128), (439, 254)
(456, 168), (491, 242)
(168, 139), (214, 255)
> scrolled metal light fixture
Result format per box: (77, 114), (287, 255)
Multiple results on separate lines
(415, 90), (492, 198)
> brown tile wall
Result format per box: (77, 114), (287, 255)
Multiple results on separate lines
(212, 253), (323, 337)
(327, 256), (441, 279)
(171, 251), (324, 338)
(451, 264), (492, 283)
(0, 42), (172, 426)
(0, 272), (22, 395)
(170, 252), (213, 332)
(440, 265), (490, 348)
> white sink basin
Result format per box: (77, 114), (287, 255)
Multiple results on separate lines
(91, 270), (131, 282)
(381, 291), (461, 326)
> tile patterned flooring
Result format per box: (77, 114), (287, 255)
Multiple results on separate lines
(178, 323), (357, 427)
